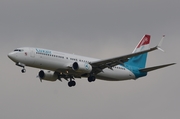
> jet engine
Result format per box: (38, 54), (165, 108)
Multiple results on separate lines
(72, 62), (92, 73)
(38, 70), (58, 81)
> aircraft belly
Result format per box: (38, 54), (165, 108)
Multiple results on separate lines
(96, 68), (135, 81)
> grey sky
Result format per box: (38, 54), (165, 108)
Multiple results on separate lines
(0, 1), (179, 119)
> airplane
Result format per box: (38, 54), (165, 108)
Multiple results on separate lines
(8, 35), (176, 87)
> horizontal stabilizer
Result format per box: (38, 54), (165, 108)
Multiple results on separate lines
(139, 63), (176, 72)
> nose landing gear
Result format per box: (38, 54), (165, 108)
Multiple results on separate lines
(16, 62), (26, 73)
(21, 68), (26, 73)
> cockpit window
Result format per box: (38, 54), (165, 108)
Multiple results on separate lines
(14, 49), (24, 52)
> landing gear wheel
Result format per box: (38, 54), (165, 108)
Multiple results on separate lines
(68, 81), (76, 87)
(72, 81), (76, 86)
(21, 69), (26, 73)
(88, 76), (96, 82)
(68, 82), (72, 87)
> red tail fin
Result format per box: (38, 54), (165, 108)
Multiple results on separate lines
(133, 34), (151, 53)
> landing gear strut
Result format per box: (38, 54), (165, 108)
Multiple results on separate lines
(58, 73), (76, 87)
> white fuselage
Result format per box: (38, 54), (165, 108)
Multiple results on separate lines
(8, 47), (136, 81)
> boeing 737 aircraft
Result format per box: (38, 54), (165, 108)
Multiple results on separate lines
(8, 35), (175, 87)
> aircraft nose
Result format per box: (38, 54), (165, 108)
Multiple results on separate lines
(8, 52), (17, 61)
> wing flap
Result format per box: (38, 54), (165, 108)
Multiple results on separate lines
(139, 63), (176, 72)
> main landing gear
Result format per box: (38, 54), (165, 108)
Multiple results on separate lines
(59, 73), (76, 87)
(88, 76), (96, 82)
(68, 78), (76, 87)
(68, 80), (76, 87)
(67, 76), (96, 87)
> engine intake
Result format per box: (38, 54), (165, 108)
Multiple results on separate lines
(38, 70), (58, 81)
(72, 62), (92, 73)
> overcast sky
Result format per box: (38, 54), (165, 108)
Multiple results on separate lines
(0, 1), (179, 119)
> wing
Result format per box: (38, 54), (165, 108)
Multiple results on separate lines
(90, 45), (160, 74)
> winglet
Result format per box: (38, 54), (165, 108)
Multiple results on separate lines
(157, 35), (165, 52)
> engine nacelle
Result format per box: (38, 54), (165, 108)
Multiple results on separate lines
(72, 62), (92, 73)
(38, 70), (58, 82)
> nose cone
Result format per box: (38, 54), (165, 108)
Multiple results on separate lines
(8, 52), (17, 62)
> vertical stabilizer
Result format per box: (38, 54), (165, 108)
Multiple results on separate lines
(125, 35), (151, 68)
(133, 35), (150, 53)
